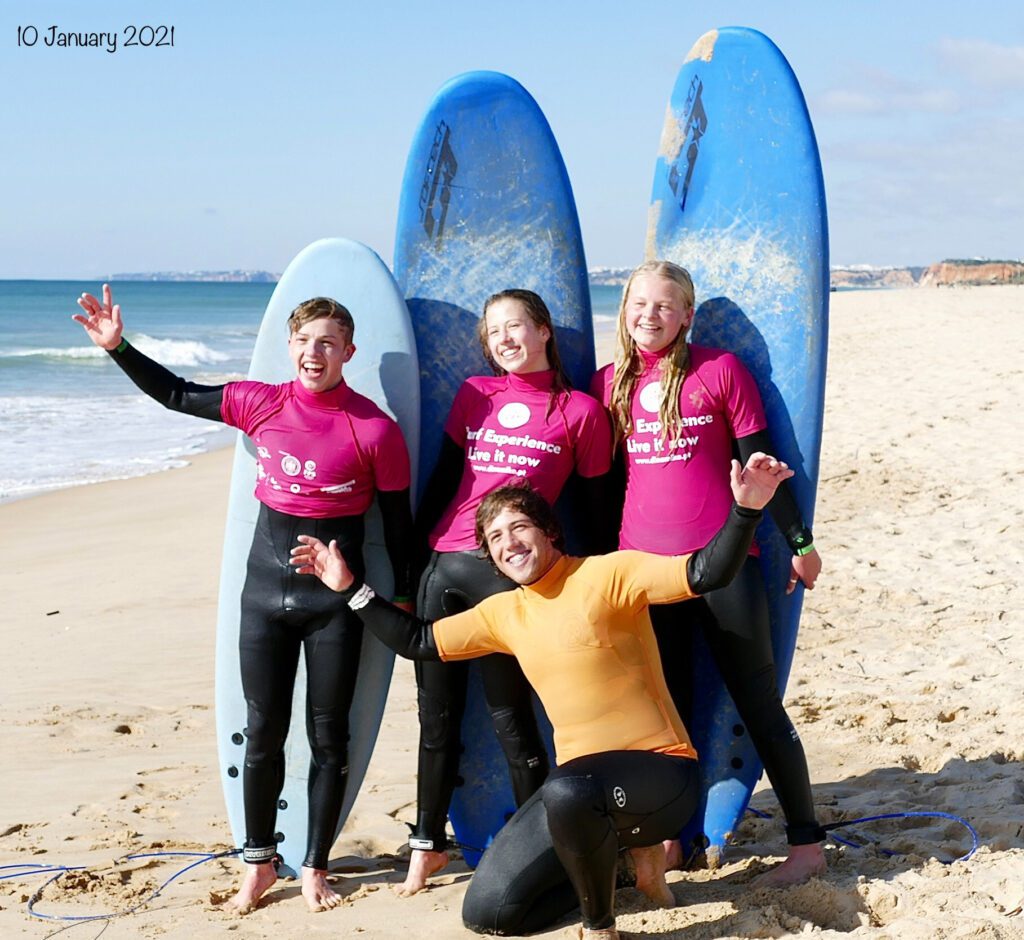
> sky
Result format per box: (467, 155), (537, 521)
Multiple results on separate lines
(1, 0), (1021, 278)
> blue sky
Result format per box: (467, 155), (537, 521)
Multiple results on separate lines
(2, 0), (1021, 278)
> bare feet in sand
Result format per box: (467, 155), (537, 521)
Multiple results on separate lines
(753, 842), (827, 888)
(629, 844), (675, 907)
(662, 837), (684, 871)
(394, 848), (448, 897)
(222, 862), (277, 914)
(301, 866), (343, 911)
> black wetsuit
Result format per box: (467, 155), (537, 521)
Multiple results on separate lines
(336, 501), (760, 932)
(650, 429), (824, 848)
(107, 342), (414, 869)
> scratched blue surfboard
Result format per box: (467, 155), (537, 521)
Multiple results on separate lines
(646, 27), (829, 866)
(215, 238), (419, 876)
(394, 71), (592, 866)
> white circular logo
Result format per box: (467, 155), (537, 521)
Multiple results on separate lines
(281, 454), (301, 476)
(497, 402), (531, 429)
(639, 382), (662, 414)
(290, 483), (301, 494)
(613, 786), (626, 808)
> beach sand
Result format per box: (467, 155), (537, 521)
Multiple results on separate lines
(2, 286), (1022, 938)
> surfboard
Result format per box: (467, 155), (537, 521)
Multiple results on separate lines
(394, 70), (592, 866)
(646, 27), (829, 866)
(215, 237), (419, 877)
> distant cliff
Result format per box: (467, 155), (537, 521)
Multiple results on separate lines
(918, 260), (1024, 287)
(831, 260), (1024, 289)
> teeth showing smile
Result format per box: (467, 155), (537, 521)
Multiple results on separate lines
(499, 347), (521, 359)
(505, 550), (529, 567)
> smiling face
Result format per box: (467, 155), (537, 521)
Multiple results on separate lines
(483, 508), (561, 585)
(483, 298), (552, 374)
(288, 317), (355, 392)
(623, 273), (694, 354)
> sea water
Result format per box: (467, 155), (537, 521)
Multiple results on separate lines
(0, 280), (621, 502)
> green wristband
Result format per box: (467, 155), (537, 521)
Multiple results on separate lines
(114, 338), (128, 353)
(392, 595), (412, 604)
(795, 543), (816, 557)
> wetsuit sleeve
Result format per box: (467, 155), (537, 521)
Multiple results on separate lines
(575, 470), (618, 555)
(377, 488), (415, 599)
(610, 503), (762, 605)
(108, 341), (225, 422)
(414, 433), (464, 545)
(685, 503), (763, 594)
(338, 581), (441, 660)
(736, 430), (813, 552)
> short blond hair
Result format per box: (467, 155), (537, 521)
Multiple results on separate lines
(287, 297), (354, 339)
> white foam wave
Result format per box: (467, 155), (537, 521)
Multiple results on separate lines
(0, 392), (233, 503)
(2, 333), (230, 367)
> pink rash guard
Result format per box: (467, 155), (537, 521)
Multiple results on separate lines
(591, 345), (766, 556)
(220, 378), (410, 518)
(430, 370), (612, 552)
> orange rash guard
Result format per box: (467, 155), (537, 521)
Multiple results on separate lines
(433, 551), (699, 765)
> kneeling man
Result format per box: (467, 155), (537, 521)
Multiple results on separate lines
(291, 454), (792, 939)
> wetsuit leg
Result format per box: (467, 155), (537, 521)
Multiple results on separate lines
(411, 550), (544, 849)
(238, 592), (300, 863)
(699, 558), (822, 844)
(480, 653), (550, 807)
(463, 751), (699, 933)
(409, 552), (470, 850)
(462, 787), (576, 935)
(301, 606), (364, 870)
(236, 504), (369, 865)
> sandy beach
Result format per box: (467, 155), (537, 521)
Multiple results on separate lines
(2, 285), (1022, 939)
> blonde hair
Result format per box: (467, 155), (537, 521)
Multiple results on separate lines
(608, 261), (695, 442)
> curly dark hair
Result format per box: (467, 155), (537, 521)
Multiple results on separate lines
(474, 482), (566, 562)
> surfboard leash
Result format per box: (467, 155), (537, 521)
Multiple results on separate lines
(1, 848), (242, 925)
(743, 807), (979, 864)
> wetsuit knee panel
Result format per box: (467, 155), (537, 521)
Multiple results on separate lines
(243, 701), (289, 764)
(307, 707), (351, 766)
(417, 689), (459, 752)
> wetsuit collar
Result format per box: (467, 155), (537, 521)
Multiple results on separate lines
(503, 369), (556, 393)
(522, 553), (572, 597)
(291, 377), (352, 410)
(638, 346), (673, 370)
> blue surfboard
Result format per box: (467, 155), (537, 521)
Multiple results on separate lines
(646, 27), (829, 866)
(394, 71), (592, 866)
(215, 238), (419, 876)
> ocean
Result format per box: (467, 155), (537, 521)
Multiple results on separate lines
(0, 280), (621, 502)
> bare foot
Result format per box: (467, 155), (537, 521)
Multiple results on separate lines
(221, 862), (277, 914)
(662, 837), (683, 871)
(753, 843), (827, 888)
(301, 866), (342, 911)
(393, 848), (448, 897)
(629, 844), (675, 907)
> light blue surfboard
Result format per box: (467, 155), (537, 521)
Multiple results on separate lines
(647, 27), (829, 866)
(394, 71), (592, 866)
(215, 237), (419, 877)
